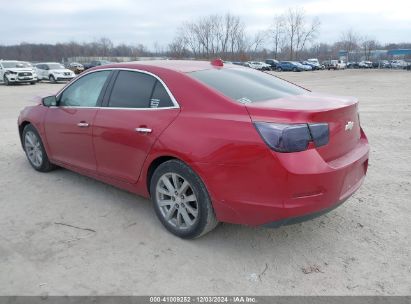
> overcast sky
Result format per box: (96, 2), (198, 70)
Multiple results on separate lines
(1, 0), (410, 49)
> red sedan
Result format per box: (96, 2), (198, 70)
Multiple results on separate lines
(18, 60), (369, 238)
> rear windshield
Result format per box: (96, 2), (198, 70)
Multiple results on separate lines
(189, 68), (306, 103)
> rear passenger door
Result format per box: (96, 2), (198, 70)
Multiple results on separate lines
(93, 70), (180, 183)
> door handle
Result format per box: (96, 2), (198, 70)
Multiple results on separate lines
(77, 122), (90, 128)
(135, 127), (152, 134)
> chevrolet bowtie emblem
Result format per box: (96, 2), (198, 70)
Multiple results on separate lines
(345, 121), (354, 131)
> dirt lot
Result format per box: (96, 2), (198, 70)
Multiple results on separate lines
(0, 69), (410, 296)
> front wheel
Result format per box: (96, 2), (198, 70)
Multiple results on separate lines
(150, 160), (218, 239)
(49, 75), (56, 83)
(22, 124), (56, 172)
(293, 67), (298, 72)
(277, 67), (282, 72)
(3, 76), (10, 86)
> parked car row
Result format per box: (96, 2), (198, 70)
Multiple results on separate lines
(238, 58), (411, 72)
(0, 59), (114, 85)
(347, 59), (411, 69)
(230, 59), (326, 72)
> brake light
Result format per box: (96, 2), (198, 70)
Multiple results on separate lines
(254, 122), (329, 153)
(210, 58), (224, 67)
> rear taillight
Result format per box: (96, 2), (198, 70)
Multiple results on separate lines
(254, 122), (329, 153)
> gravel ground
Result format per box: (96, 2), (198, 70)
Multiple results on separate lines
(0, 69), (410, 296)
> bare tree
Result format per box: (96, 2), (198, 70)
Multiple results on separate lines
(283, 8), (320, 60)
(271, 15), (285, 59)
(168, 36), (189, 58)
(249, 30), (268, 57)
(339, 29), (361, 61)
(361, 37), (379, 60)
(174, 13), (248, 59)
(96, 37), (114, 56)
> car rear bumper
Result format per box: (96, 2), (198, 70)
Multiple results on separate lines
(195, 129), (369, 226)
(262, 196), (348, 228)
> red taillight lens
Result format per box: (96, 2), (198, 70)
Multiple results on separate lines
(254, 122), (329, 153)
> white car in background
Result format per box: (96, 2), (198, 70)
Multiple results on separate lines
(307, 58), (320, 65)
(35, 62), (76, 83)
(0, 60), (37, 85)
(246, 61), (271, 71)
(358, 61), (373, 68)
(390, 60), (407, 69)
(336, 60), (347, 69)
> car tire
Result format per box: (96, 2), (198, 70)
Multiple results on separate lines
(22, 124), (56, 172)
(293, 67), (298, 72)
(277, 67), (282, 72)
(49, 75), (56, 83)
(30, 81), (36, 85)
(3, 75), (10, 86)
(150, 159), (219, 239)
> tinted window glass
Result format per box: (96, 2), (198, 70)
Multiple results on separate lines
(108, 71), (156, 108)
(150, 81), (174, 108)
(189, 68), (306, 103)
(59, 71), (110, 107)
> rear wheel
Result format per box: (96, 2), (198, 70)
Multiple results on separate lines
(150, 160), (218, 239)
(23, 124), (56, 172)
(277, 67), (282, 72)
(293, 67), (298, 72)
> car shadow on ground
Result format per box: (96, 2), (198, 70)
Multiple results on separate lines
(34, 163), (342, 255)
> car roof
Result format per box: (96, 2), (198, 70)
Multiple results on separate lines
(94, 60), (239, 73)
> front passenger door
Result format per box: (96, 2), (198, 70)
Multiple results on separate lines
(44, 70), (112, 171)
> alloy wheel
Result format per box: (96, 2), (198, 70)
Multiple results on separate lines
(156, 173), (199, 230)
(24, 131), (43, 167)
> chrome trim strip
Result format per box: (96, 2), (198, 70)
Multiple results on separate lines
(50, 106), (178, 111)
(55, 67), (180, 109)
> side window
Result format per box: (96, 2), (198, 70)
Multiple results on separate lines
(108, 71), (156, 108)
(150, 81), (174, 108)
(59, 71), (111, 107)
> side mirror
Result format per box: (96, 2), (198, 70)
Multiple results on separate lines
(42, 96), (57, 107)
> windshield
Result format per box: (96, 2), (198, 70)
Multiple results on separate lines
(1, 61), (32, 68)
(189, 68), (306, 103)
(48, 63), (65, 69)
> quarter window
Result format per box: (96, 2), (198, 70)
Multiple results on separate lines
(150, 81), (174, 108)
(59, 71), (111, 107)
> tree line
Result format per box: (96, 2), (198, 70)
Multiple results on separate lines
(1, 9), (410, 63)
